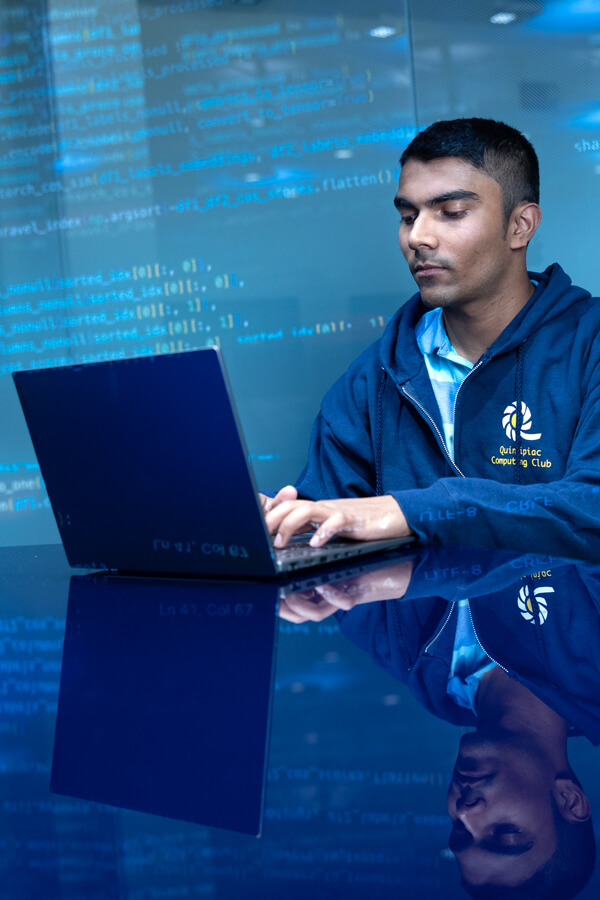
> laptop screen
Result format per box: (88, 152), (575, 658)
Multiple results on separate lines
(14, 349), (278, 576)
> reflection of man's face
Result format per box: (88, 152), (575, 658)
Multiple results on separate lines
(446, 731), (559, 887)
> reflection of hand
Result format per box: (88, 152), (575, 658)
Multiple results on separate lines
(266, 494), (414, 548)
(278, 559), (414, 623)
(259, 485), (298, 515)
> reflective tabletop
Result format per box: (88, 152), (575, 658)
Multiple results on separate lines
(1, 543), (599, 899)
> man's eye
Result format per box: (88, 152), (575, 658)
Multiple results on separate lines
(444, 209), (467, 218)
(400, 214), (416, 225)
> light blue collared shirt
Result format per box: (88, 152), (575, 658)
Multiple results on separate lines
(415, 307), (492, 712)
(414, 307), (473, 461)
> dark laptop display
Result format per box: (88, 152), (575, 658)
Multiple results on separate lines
(13, 349), (411, 577)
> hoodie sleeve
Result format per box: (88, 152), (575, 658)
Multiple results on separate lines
(294, 346), (380, 499)
(392, 369), (600, 559)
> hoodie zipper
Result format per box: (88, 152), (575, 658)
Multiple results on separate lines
(467, 602), (508, 673)
(451, 358), (485, 447)
(401, 386), (464, 477)
(424, 601), (456, 655)
(422, 600), (509, 674)
(401, 357), (486, 477)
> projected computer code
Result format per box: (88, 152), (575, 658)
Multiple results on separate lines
(0, 3), (412, 236)
(0, 255), (395, 375)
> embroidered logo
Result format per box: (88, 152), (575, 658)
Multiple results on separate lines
(517, 584), (554, 624)
(502, 401), (542, 442)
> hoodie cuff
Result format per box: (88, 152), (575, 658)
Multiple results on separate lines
(388, 481), (465, 544)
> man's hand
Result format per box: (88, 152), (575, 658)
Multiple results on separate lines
(278, 559), (414, 623)
(264, 493), (413, 548)
(258, 484), (298, 514)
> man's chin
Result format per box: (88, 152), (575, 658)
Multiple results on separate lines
(459, 731), (496, 750)
(418, 290), (455, 310)
(458, 728), (531, 755)
(453, 734), (499, 781)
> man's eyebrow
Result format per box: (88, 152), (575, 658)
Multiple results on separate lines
(393, 189), (481, 211)
(394, 196), (415, 210)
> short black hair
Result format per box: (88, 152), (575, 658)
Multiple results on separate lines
(461, 795), (596, 900)
(400, 118), (540, 224)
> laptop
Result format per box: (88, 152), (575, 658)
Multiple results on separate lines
(13, 347), (412, 577)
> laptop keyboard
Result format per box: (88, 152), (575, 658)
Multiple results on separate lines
(272, 534), (349, 559)
(270, 533), (413, 572)
(271, 534), (372, 571)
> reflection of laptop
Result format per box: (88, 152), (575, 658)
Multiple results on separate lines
(51, 548), (414, 835)
(52, 572), (279, 834)
(13, 348), (412, 577)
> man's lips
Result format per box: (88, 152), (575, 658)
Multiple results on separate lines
(413, 264), (447, 276)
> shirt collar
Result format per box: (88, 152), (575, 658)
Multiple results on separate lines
(415, 307), (473, 369)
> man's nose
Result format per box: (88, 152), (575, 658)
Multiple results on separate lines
(455, 789), (486, 822)
(407, 213), (438, 250)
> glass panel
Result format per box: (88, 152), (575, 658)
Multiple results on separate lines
(408, 0), (600, 280)
(0, 0), (415, 545)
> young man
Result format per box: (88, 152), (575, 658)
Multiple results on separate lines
(263, 118), (600, 559)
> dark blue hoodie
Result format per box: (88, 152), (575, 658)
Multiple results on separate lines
(295, 264), (600, 560)
(336, 551), (600, 744)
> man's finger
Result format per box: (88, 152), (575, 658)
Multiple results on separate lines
(279, 593), (340, 622)
(312, 581), (362, 610)
(260, 485), (297, 515)
(273, 484), (298, 505)
(271, 503), (341, 547)
(308, 511), (348, 546)
(266, 499), (315, 539)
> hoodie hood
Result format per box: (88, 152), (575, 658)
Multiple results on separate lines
(379, 263), (591, 380)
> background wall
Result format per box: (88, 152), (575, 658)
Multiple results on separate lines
(1, 0), (599, 545)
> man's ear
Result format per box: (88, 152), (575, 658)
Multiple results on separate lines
(508, 202), (542, 249)
(553, 777), (592, 823)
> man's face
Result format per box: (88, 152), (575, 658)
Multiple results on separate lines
(446, 732), (558, 887)
(395, 157), (512, 310)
